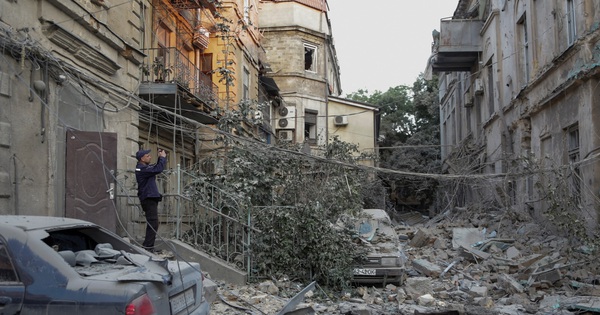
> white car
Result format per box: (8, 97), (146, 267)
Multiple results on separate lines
(351, 209), (406, 286)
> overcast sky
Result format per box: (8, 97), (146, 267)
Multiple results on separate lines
(327, 0), (458, 95)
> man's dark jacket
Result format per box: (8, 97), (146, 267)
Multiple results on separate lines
(135, 156), (166, 201)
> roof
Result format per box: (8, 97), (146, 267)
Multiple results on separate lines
(328, 95), (379, 111)
(0, 215), (95, 231)
(271, 0), (327, 12)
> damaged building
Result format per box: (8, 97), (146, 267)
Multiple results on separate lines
(429, 0), (600, 232)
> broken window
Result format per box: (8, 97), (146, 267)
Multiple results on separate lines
(304, 110), (317, 144)
(304, 44), (317, 72)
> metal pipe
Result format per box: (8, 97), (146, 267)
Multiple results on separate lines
(176, 163), (181, 239)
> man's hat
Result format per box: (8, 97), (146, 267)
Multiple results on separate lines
(136, 149), (151, 160)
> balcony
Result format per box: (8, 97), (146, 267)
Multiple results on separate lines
(169, 0), (217, 13)
(139, 47), (218, 124)
(431, 18), (483, 72)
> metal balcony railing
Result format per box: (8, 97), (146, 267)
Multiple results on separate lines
(115, 165), (255, 277)
(141, 47), (218, 104)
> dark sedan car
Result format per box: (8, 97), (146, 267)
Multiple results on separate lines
(0, 215), (210, 315)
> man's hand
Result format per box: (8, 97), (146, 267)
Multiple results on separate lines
(158, 149), (167, 158)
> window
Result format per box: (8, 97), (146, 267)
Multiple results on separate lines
(179, 155), (191, 169)
(466, 106), (472, 134)
(487, 64), (495, 116)
(304, 44), (317, 72)
(304, 110), (317, 144)
(242, 67), (250, 100)
(199, 53), (213, 85)
(156, 23), (173, 79)
(567, 0), (577, 46)
(567, 124), (581, 204)
(0, 244), (17, 282)
(518, 15), (530, 84)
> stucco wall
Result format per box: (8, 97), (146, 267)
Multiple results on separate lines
(436, 0), (600, 224)
(0, 0), (143, 225)
(259, 1), (329, 33)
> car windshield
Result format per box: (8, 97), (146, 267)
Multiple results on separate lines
(339, 210), (399, 253)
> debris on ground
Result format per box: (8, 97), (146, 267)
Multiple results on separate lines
(208, 207), (600, 314)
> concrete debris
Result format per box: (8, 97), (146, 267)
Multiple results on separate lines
(498, 273), (524, 294)
(410, 229), (433, 248)
(208, 208), (600, 315)
(412, 259), (442, 278)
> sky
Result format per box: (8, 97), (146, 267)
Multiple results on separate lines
(327, 0), (458, 95)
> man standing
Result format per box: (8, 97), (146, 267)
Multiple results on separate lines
(135, 148), (167, 252)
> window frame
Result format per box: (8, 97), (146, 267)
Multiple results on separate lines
(304, 110), (318, 144)
(566, 124), (581, 205)
(0, 241), (18, 283)
(242, 67), (250, 100)
(567, 0), (577, 46)
(303, 43), (317, 73)
(517, 14), (530, 85)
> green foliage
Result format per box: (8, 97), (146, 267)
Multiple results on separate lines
(216, 99), (266, 135)
(251, 203), (366, 288)
(195, 130), (376, 287)
(346, 74), (441, 211)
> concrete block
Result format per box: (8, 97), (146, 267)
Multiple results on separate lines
(469, 285), (488, 297)
(498, 273), (524, 293)
(405, 277), (433, 301)
(203, 277), (218, 303)
(410, 229), (431, 248)
(412, 259), (442, 278)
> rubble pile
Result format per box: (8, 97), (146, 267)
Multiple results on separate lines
(208, 208), (600, 314)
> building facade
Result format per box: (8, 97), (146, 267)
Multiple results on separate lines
(327, 96), (380, 166)
(0, 0), (378, 243)
(0, 0), (146, 232)
(258, 0), (343, 147)
(431, 0), (600, 228)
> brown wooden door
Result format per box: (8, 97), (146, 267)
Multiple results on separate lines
(65, 130), (117, 232)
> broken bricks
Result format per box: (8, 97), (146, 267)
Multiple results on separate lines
(207, 209), (598, 315)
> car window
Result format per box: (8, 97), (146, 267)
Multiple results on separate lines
(43, 229), (98, 252)
(0, 243), (18, 282)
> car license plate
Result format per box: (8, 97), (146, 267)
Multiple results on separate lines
(353, 268), (376, 276)
(170, 286), (195, 314)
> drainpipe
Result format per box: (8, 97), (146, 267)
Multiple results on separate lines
(12, 154), (18, 215)
(325, 36), (330, 146)
(176, 163), (181, 239)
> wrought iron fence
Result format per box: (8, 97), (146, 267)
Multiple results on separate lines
(115, 166), (254, 276)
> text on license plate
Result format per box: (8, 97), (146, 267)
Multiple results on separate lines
(170, 286), (195, 314)
(353, 268), (376, 276)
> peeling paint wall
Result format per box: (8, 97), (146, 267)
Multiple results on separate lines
(435, 0), (600, 227)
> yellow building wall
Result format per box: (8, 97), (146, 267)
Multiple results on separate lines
(208, 0), (262, 109)
(327, 99), (378, 166)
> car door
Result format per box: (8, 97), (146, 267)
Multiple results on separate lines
(0, 241), (24, 315)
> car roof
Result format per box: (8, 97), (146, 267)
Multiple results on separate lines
(362, 209), (391, 221)
(0, 215), (96, 231)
